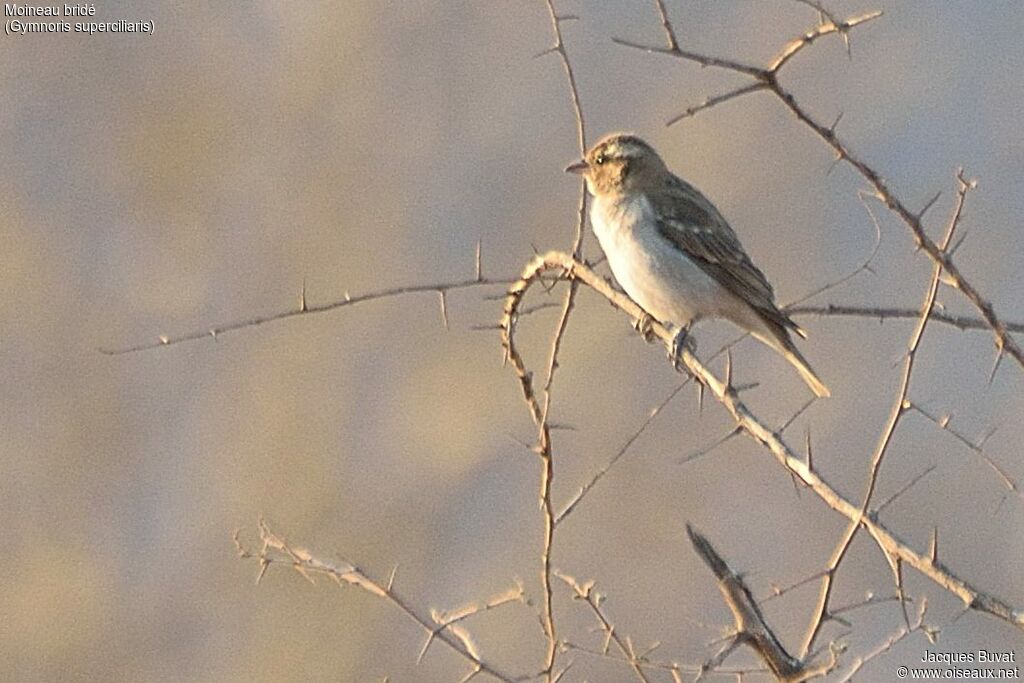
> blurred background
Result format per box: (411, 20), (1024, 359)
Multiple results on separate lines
(2, 1), (1022, 680)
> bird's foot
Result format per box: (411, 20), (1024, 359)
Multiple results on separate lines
(633, 313), (657, 343)
(668, 326), (696, 371)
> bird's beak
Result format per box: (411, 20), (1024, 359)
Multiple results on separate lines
(564, 159), (588, 175)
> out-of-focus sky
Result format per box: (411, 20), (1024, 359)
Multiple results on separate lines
(2, 1), (1022, 680)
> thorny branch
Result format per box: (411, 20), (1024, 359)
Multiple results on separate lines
(905, 402), (1021, 504)
(785, 304), (1024, 335)
(528, 2), (590, 680)
(686, 525), (840, 682)
(801, 170), (975, 656)
(555, 379), (690, 525)
(503, 251), (1024, 635)
(616, 2), (1024, 372)
(99, 274), (516, 355)
(556, 572), (652, 683)
(235, 519), (528, 683)
(836, 599), (933, 682)
(98, 272), (1024, 357)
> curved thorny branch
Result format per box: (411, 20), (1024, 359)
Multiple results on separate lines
(503, 251), (1024, 639)
(525, 2), (592, 679)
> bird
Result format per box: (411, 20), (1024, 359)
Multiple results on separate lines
(565, 133), (830, 398)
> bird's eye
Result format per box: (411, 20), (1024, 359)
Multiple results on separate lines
(595, 154), (606, 165)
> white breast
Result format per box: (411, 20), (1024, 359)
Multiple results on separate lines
(590, 193), (730, 328)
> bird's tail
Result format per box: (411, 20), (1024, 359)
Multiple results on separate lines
(780, 343), (831, 398)
(752, 322), (831, 398)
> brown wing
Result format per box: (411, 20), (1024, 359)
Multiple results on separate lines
(650, 175), (804, 337)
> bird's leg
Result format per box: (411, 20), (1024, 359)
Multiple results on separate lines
(633, 312), (656, 343)
(668, 323), (696, 371)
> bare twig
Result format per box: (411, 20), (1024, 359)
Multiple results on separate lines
(768, 11), (882, 72)
(686, 525), (840, 682)
(556, 572), (652, 682)
(837, 599), (932, 682)
(236, 520), (523, 683)
(787, 304), (1024, 334)
(540, 0), (588, 257)
(100, 274), (516, 355)
(874, 465), (938, 514)
(556, 379), (691, 525)
(653, 0), (679, 52)
(801, 171), (974, 656)
(421, 582), (527, 665)
(786, 192), (882, 309)
(666, 82), (768, 126)
(907, 403), (1021, 502)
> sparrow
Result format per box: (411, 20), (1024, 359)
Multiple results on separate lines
(565, 133), (830, 398)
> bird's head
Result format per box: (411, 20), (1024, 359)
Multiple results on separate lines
(565, 133), (667, 196)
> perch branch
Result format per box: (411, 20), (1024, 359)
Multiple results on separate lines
(503, 251), (1024, 636)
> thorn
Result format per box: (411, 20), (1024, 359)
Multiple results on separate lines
(826, 153), (844, 176)
(505, 432), (534, 453)
(992, 493), (1009, 517)
(387, 564), (399, 592)
(724, 349), (733, 389)
(475, 239), (483, 281)
(638, 640), (662, 658)
(551, 663), (573, 683)
(806, 427), (814, 471)
(532, 45), (558, 59)
(299, 278), (308, 312)
(256, 557), (270, 585)
(696, 381), (705, 415)
(344, 290), (351, 302)
(988, 346), (1004, 385)
(417, 629), (439, 665)
(159, 335), (169, 345)
(976, 424), (999, 448)
(789, 470), (803, 499)
(948, 230), (969, 258)
(918, 190), (942, 220)
(829, 110), (844, 134)
(438, 291), (450, 330)
(929, 527), (938, 563)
